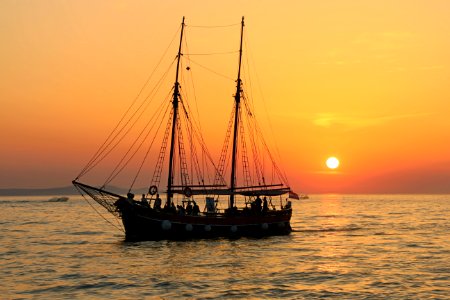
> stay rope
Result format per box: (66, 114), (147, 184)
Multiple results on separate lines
(186, 50), (238, 56)
(187, 23), (240, 28)
(183, 56), (234, 81)
(244, 35), (290, 186)
(76, 25), (182, 180)
(103, 94), (172, 188)
(103, 88), (173, 186)
(83, 60), (176, 179)
(128, 101), (172, 192)
(75, 186), (125, 233)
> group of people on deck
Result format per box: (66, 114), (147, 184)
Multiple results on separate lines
(138, 193), (200, 216)
(176, 201), (200, 216)
(248, 195), (269, 214)
(134, 192), (279, 215)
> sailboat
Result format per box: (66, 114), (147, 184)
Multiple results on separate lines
(73, 17), (300, 241)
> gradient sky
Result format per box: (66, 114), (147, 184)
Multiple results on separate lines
(1, 1), (450, 193)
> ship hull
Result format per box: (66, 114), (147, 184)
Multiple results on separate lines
(115, 198), (292, 241)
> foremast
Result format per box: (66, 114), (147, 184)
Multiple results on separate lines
(167, 16), (185, 206)
(229, 17), (245, 209)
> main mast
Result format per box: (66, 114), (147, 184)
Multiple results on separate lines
(167, 16), (185, 205)
(229, 16), (244, 209)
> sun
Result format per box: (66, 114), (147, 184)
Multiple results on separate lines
(326, 157), (340, 169)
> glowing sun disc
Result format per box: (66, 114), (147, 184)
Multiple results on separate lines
(326, 157), (340, 169)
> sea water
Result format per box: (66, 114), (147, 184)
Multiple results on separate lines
(0, 194), (449, 299)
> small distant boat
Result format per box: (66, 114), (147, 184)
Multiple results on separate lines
(73, 17), (302, 241)
(48, 196), (69, 202)
(299, 194), (309, 199)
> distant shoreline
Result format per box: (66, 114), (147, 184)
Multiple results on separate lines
(0, 186), (78, 196)
(0, 186), (144, 196)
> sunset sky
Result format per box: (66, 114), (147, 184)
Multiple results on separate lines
(1, 1), (449, 193)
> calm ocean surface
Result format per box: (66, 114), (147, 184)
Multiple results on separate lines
(1, 194), (449, 299)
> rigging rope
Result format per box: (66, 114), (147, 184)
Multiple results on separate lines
(176, 84), (226, 186)
(103, 91), (173, 187)
(187, 23), (240, 28)
(182, 33), (207, 183)
(182, 37), (203, 134)
(177, 88), (225, 187)
(186, 50), (238, 56)
(75, 186), (125, 233)
(76, 26), (182, 180)
(215, 105), (235, 185)
(150, 108), (174, 190)
(242, 92), (264, 185)
(179, 102), (207, 187)
(244, 35), (291, 186)
(81, 60), (176, 178)
(183, 56), (234, 81)
(128, 100), (172, 191)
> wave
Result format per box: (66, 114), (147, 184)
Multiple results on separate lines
(0, 198), (74, 204)
(292, 225), (362, 233)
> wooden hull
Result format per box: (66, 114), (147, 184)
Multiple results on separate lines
(115, 199), (292, 241)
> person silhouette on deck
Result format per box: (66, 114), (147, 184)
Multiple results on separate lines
(192, 201), (200, 216)
(177, 205), (185, 215)
(254, 195), (262, 212)
(141, 194), (149, 207)
(154, 194), (162, 210)
(262, 196), (268, 213)
(186, 201), (193, 215)
(170, 201), (177, 214)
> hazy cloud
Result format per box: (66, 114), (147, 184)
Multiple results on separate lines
(315, 31), (416, 66)
(313, 112), (430, 129)
(352, 31), (414, 50)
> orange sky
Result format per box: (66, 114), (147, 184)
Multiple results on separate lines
(1, 1), (450, 193)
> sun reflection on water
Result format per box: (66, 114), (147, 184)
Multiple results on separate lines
(1, 195), (449, 298)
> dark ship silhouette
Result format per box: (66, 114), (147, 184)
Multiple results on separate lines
(73, 17), (299, 241)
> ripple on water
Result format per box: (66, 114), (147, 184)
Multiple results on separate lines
(1, 195), (449, 299)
